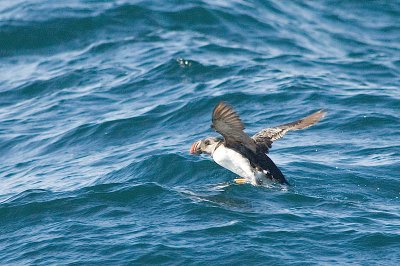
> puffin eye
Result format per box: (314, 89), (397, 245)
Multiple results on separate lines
(204, 140), (210, 145)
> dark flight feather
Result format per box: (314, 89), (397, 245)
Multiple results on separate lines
(211, 102), (257, 153)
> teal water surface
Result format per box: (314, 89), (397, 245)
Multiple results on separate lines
(1, 0), (400, 265)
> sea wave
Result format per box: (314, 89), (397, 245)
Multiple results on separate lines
(1, 0), (399, 264)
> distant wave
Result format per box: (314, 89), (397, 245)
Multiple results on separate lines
(1, 0), (399, 264)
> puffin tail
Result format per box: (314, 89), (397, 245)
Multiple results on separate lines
(264, 155), (290, 185)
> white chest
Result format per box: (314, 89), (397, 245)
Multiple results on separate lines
(212, 145), (255, 179)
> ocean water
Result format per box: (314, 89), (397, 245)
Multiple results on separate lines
(1, 0), (399, 264)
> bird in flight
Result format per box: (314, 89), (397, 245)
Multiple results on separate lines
(189, 102), (326, 186)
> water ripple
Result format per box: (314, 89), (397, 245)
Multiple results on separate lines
(1, 0), (399, 264)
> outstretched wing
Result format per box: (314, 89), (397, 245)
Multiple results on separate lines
(211, 102), (257, 153)
(252, 109), (326, 153)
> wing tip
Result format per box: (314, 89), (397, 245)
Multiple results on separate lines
(213, 101), (231, 113)
(284, 108), (327, 131)
(316, 109), (327, 117)
(312, 109), (327, 122)
(212, 101), (245, 127)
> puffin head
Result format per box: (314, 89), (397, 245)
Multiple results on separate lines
(189, 137), (220, 155)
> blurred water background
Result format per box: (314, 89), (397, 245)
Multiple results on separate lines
(0, 0), (399, 264)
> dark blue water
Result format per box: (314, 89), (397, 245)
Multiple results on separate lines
(1, 1), (399, 264)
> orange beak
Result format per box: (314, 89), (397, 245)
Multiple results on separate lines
(189, 141), (201, 154)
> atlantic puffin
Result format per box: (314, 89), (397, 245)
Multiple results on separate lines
(189, 102), (325, 185)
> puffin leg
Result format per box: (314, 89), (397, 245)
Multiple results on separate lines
(234, 178), (247, 184)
